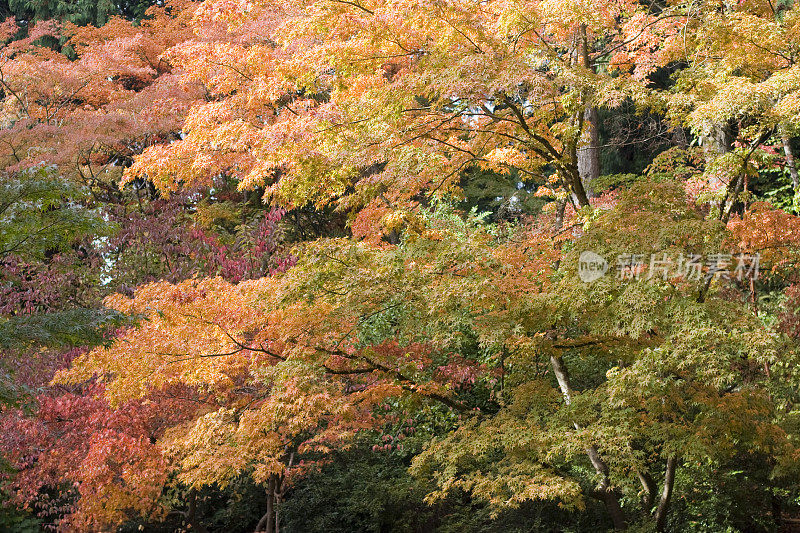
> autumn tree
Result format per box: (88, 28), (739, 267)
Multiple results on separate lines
(128, 0), (690, 228)
(0, 4), (295, 530)
(0, 1), (202, 197)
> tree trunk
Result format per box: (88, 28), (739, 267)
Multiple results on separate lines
(701, 122), (733, 163)
(255, 475), (278, 533)
(255, 511), (269, 533)
(550, 355), (626, 530)
(638, 470), (656, 509)
(567, 167), (591, 209)
(578, 106), (600, 198)
(575, 24), (599, 199)
(553, 199), (567, 233)
(654, 456), (677, 532)
(701, 122), (733, 207)
(781, 129), (799, 191)
(562, 23), (593, 211)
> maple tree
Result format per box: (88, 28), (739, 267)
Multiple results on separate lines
(45, 185), (799, 531)
(0, 1), (202, 197)
(128, 0), (691, 226)
(4, 0), (800, 531)
(0, 5), (296, 529)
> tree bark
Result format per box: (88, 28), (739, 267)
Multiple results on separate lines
(575, 24), (599, 198)
(654, 456), (677, 532)
(549, 355), (626, 530)
(578, 106), (600, 198)
(255, 511), (269, 533)
(255, 475), (278, 533)
(701, 122), (733, 163)
(638, 470), (656, 509)
(701, 122), (733, 210)
(561, 23), (593, 211)
(567, 167), (591, 209)
(553, 199), (567, 233)
(781, 128), (799, 191)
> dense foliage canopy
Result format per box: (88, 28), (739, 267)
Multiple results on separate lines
(2, 0), (800, 532)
